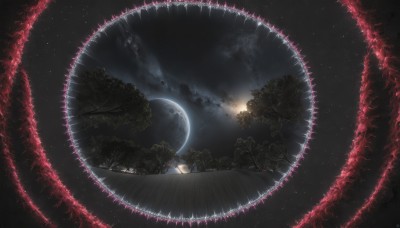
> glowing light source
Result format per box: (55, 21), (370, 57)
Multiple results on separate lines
(233, 102), (248, 114)
(177, 164), (190, 174)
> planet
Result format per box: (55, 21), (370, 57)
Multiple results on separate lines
(138, 98), (190, 154)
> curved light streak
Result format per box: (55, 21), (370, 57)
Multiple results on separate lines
(151, 98), (191, 154)
(64, 1), (317, 225)
(341, 0), (400, 226)
(294, 53), (374, 228)
(0, 0), (54, 226)
(0, 0), (108, 227)
(19, 69), (109, 228)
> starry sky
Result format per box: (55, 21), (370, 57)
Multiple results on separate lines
(1, 0), (399, 227)
(71, 7), (309, 158)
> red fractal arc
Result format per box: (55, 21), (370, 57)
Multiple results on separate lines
(0, 0), (399, 227)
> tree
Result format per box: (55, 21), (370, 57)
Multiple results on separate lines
(181, 149), (197, 172)
(147, 141), (175, 174)
(90, 138), (175, 175)
(181, 148), (213, 172)
(236, 75), (304, 133)
(234, 137), (261, 170)
(196, 149), (213, 172)
(234, 75), (302, 172)
(236, 111), (253, 128)
(234, 137), (290, 172)
(75, 69), (151, 131)
(90, 137), (142, 169)
(256, 139), (290, 172)
(215, 156), (233, 170)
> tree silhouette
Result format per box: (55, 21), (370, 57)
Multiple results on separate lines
(181, 149), (197, 172)
(234, 137), (261, 170)
(182, 148), (213, 172)
(234, 137), (290, 172)
(236, 75), (304, 134)
(147, 141), (175, 174)
(75, 69), (151, 131)
(215, 156), (233, 170)
(255, 139), (290, 172)
(90, 137), (141, 170)
(89, 138), (175, 175)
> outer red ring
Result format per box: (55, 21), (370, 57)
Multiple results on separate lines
(1, 0), (398, 227)
(0, 0), (108, 227)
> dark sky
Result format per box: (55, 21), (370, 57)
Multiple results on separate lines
(1, 0), (399, 227)
(71, 6), (309, 158)
(66, 7), (313, 219)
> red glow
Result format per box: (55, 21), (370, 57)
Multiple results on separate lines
(0, 0), (108, 227)
(294, 54), (375, 228)
(19, 69), (109, 228)
(340, 0), (400, 227)
(1, 0), (398, 227)
(0, 0), (54, 226)
(296, 0), (400, 226)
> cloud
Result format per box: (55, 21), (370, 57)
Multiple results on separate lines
(219, 32), (260, 73)
(80, 14), (302, 157)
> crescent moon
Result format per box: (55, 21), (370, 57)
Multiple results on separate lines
(150, 98), (191, 154)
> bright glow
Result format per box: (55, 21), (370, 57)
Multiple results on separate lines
(224, 100), (249, 115)
(177, 164), (190, 174)
(234, 102), (248, 114)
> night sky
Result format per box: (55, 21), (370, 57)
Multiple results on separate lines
(70, 6), (310, 159)
(65, 5), (313, 218)
(1, 0), (400, 227)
